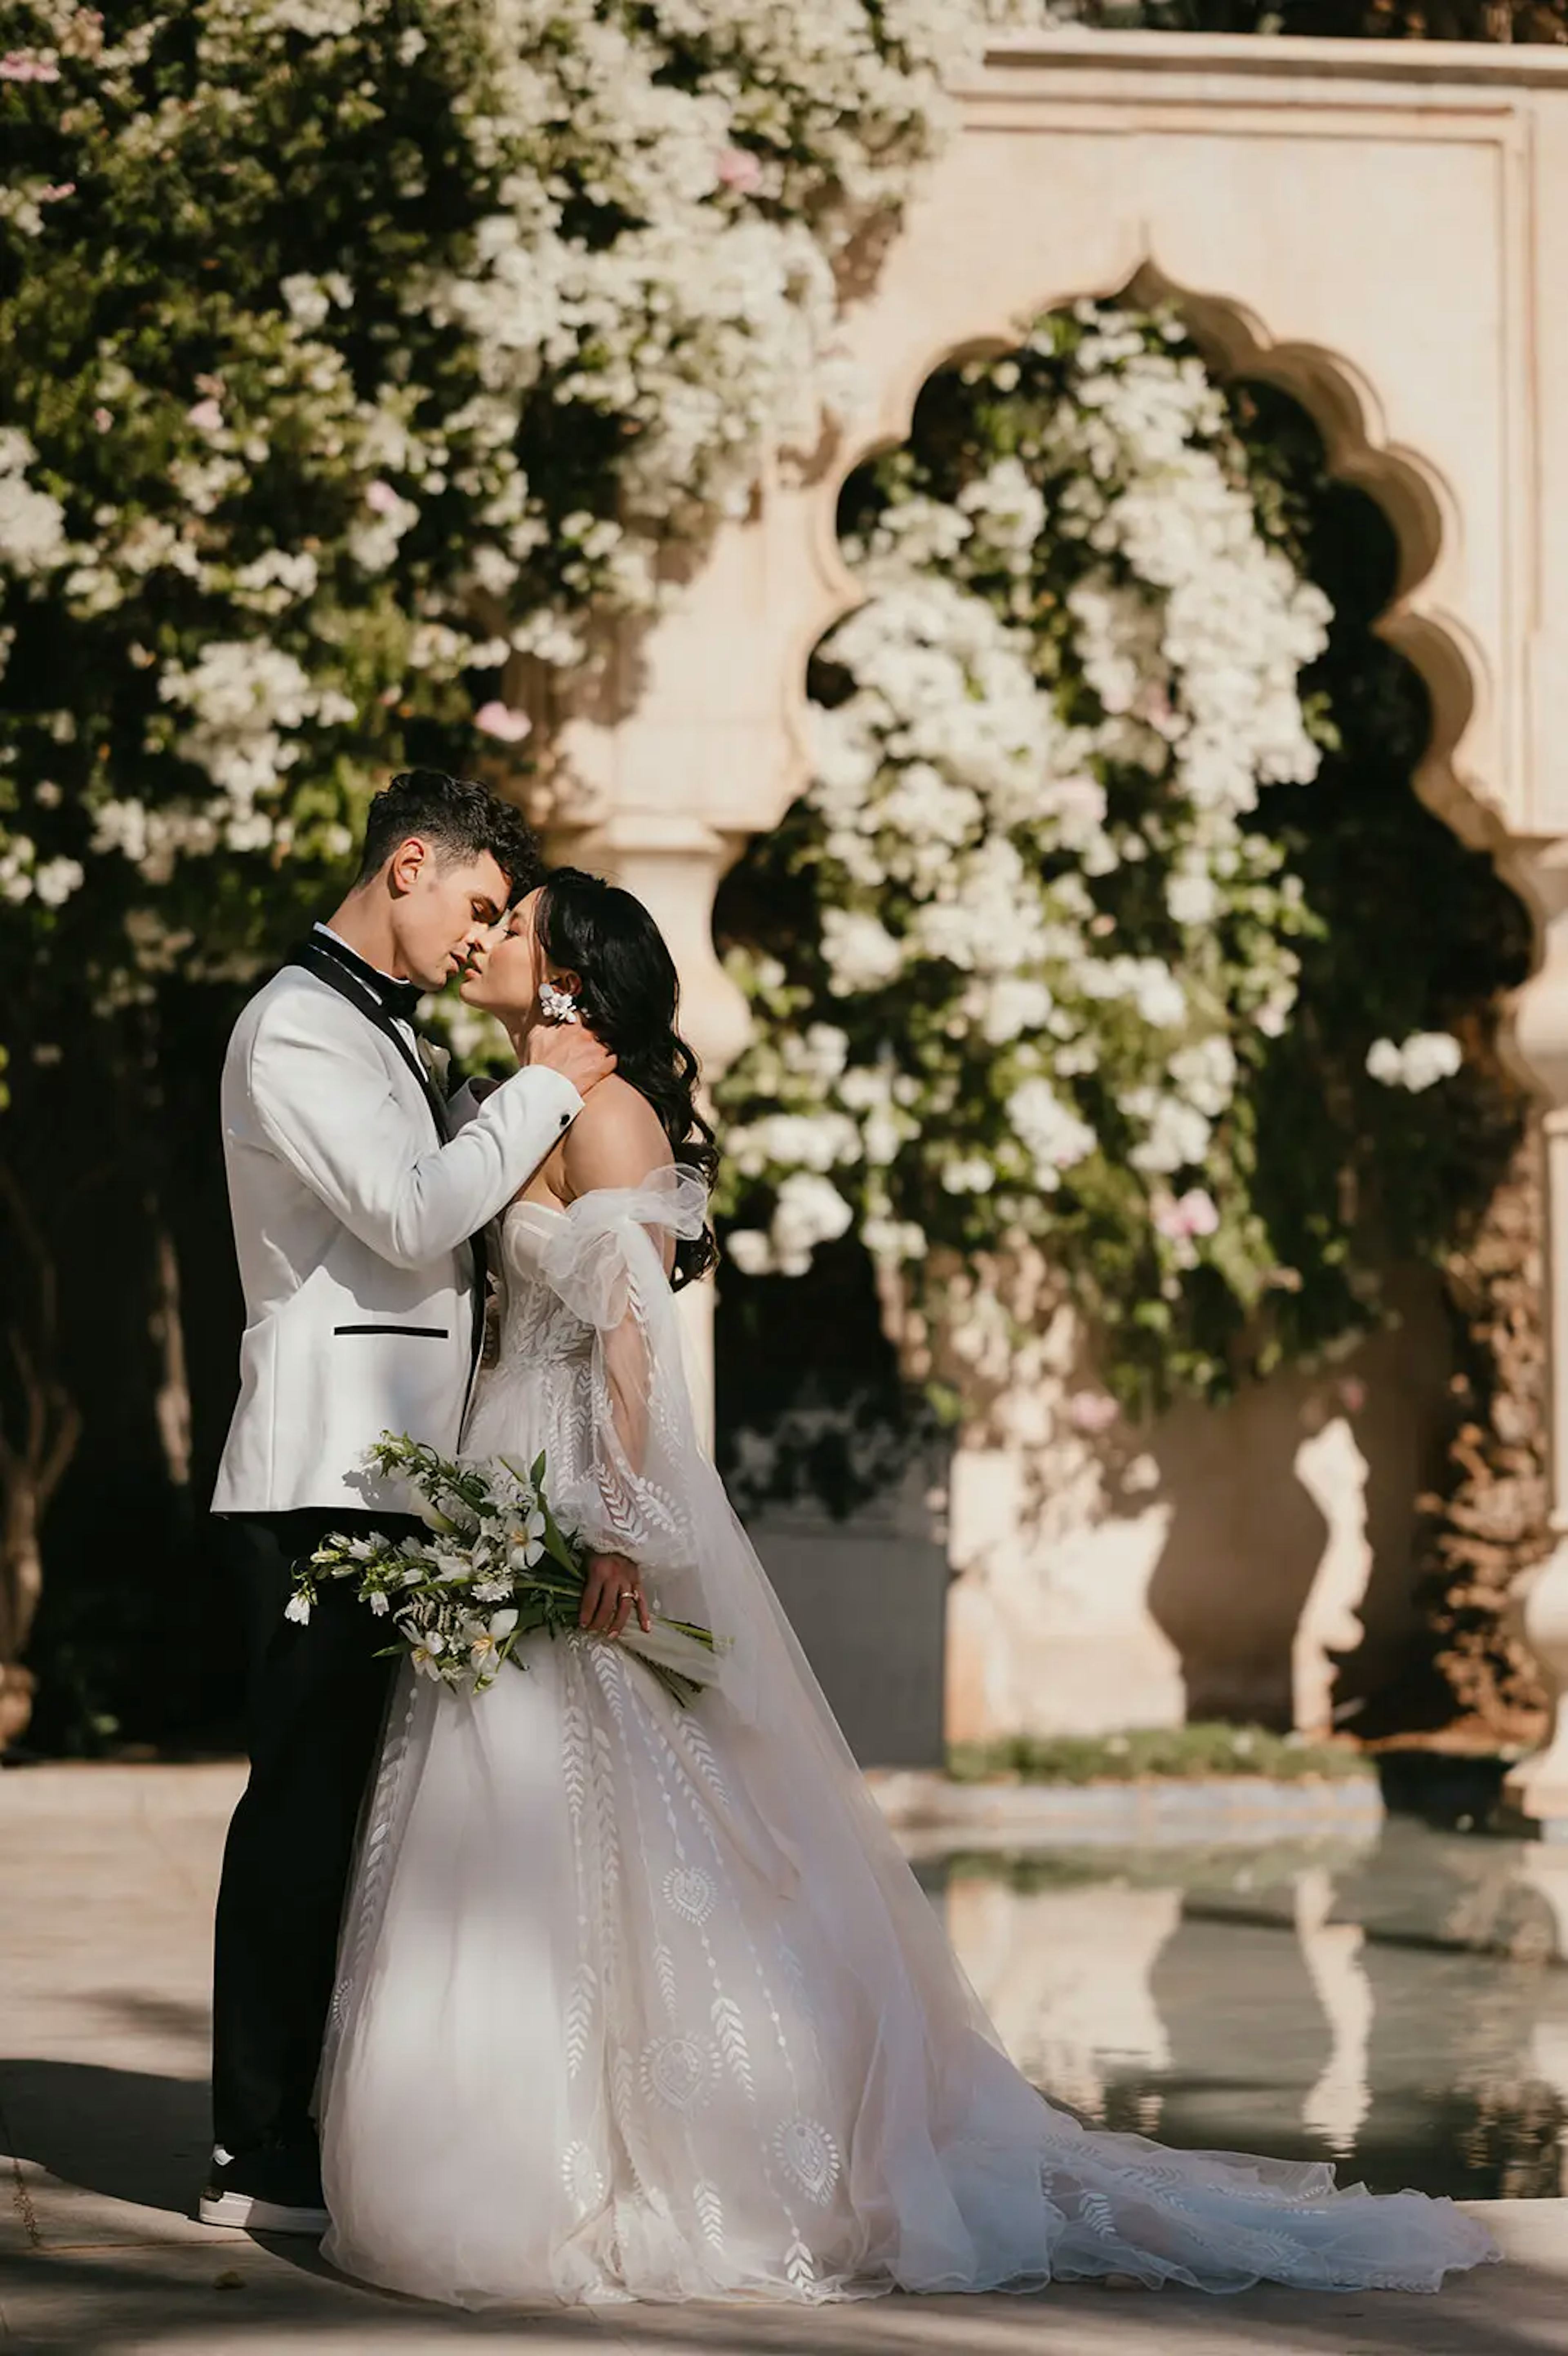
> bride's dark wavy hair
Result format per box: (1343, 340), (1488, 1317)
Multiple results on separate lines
(536, 867), (719, 1290)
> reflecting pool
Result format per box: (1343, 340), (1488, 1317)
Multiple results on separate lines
(922, 1817), (1568, 2200)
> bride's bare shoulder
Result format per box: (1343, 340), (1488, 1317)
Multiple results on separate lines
(561, 1073), (669, 1193)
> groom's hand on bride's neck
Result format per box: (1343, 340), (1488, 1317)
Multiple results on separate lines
(522, 1019), (615, 1096)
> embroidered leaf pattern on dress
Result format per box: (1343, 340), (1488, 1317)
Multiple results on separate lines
(712, 1996), (755, 2098)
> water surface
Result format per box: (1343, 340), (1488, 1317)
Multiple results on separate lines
(924, 1817), (1568, 2200)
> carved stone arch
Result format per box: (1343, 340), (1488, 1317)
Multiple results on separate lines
(546, 32), (1568, 1812)
(1127, 265), (1502, 863)
(791, 257), (1499, 869)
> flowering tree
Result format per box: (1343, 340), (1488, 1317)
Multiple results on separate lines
(715, 308), (1526, 1420)
(0, 0), (970, 967)
(0, 0), (973, 1743)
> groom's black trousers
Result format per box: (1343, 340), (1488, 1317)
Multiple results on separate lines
(210, 1507), (424, 2158)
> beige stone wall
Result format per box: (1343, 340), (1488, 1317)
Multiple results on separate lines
(944, 1269), (1454, 1743)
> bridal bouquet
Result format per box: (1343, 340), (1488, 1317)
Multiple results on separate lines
(289, 1433), (724, 1708)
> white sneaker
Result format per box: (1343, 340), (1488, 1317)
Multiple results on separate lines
(198, 2144), (329, 2236)
(198, 2186), (330, 2235)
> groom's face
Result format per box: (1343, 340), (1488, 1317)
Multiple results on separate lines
(389, 839), (511, 991)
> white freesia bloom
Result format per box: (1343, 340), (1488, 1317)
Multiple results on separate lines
(463, 1607), (520, 1671)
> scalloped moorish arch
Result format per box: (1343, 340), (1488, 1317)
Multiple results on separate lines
(543, 31), (1568, 1823)
(798, 260), (1497, 867)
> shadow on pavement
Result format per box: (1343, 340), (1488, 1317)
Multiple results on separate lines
(0, 2058), (209, 2218)
(0, 2242), (1553, 2356)
(0, 2061), (1544, 2356)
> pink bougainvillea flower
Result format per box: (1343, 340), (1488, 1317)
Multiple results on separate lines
(185, 397), (224, 433)
(473, 700), (531, 744)
(92, 407), (113, 432)
(364, 479), (402, 515)
(0, 54), (62, 81)
(1066, 1390), (1120, 1435)
(715, 146), (763, 195)
(1153, 1186), (1220, 1242)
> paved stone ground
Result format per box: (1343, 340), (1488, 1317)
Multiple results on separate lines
(4, 1763), (1567, 2355)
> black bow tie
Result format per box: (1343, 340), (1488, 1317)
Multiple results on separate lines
(310, 932), (424, 1026)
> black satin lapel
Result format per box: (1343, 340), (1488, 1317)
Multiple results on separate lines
(285, 941), (488, 1375)
(286, 941), (447, 1139)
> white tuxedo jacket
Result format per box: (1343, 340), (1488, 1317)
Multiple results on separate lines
(212, 962), (580, 1515)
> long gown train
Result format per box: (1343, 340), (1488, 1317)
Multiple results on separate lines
(318, 1169), (1497, 2307)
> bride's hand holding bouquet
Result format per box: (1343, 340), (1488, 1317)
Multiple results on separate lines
(287, 1431), (723, 1709)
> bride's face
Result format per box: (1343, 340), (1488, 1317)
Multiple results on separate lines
(459, 888), (545, 1023)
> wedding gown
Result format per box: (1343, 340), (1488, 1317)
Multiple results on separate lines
(318, 1167), (1497, 2308)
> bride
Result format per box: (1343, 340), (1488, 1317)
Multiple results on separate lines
(318, 868), (1496, 2309)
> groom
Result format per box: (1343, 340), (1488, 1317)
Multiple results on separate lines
(199, 770), (612, 2234)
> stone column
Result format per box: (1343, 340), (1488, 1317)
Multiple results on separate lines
(1504, 841), (1568, 1828)
(550, 808), (751, 1453)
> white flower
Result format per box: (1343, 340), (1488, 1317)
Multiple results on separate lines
(0, 428), (68, 576)
(725, 1228), (774, 1277)
(32, 857), (83, 908)
(463, 1607), (519, 1669)
(768, 1172), (854, 1275)
(1366, 1031), (1462, 1092)
(1167, 867), (1219, 928)
(1168, 1034), (1236, 1119)
(506, 1504), (546, 1570)
(280, 272), (333, 330)
(1127, 1094), (1212, 1176)
(1007, 1079), (1097, 1188)
(284, 1592), (312, 1625)
(729, 1109), (858, 1178)
(862, 1216), (925, 1264)
(1132, 963), (1186, 1029)
(821, 908), (903, 992)
(974, 976), (1053, 1045)
(348, 483), (418, 571)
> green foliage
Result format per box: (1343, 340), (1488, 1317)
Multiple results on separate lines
(947, 1721), (1375, 1783)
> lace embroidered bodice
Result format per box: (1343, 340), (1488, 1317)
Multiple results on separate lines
(460, 1177), (708, 1607)
(491, 1201), (595, 1370)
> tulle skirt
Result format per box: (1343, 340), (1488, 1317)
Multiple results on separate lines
(318, 1632), (1497, 2309)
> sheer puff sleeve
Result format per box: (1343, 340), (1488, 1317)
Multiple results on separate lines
(529, 1166), (751, 1685)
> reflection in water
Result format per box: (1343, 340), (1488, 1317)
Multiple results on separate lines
(930, 1819), (1568, 2199)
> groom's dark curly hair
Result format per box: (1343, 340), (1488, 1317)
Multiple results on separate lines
(356, 769), (543, 897)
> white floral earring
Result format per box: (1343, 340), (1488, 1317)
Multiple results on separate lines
(538, 977), (579, 1025)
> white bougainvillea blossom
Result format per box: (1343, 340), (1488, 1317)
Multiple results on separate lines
(718, 306), (1337, 1393)
(0, 0), (987, 958)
